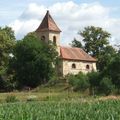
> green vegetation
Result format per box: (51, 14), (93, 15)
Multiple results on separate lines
(69, 26), (120, 95)
(0, 100), (120, 120)
(5, 95), (19, 103)
(79, 26), (110, 58)
(7, 32), (58, 89)
(0, 25), (119, 96)
(67, 69), (120, 95)
(67, 72), (89, 91)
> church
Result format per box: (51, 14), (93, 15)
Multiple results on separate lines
(35, 10), (97, 76)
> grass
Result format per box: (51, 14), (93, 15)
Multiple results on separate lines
(0, 91), (84, 103)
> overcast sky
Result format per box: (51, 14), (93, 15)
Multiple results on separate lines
(0, 0), (120, 45)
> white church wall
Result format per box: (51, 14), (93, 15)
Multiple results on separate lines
(62, 59), (97, 76)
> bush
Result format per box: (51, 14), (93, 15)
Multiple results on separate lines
(99, 77), (114, 95)
(47, 73), (59, 86)
(67, 74), (77, 87)
(87, 71), (100, 95)
(5, 95), (19, 103)
(68, 72), (89, 91)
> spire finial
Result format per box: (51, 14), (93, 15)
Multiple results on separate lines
(47, 10), (49, 14)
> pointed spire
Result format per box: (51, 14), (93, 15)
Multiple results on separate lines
(36, 10), (61, 32)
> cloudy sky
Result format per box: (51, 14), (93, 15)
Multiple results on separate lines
(0, 0), (120, 45)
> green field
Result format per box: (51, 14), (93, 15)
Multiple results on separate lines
(0, 85), (119, 120)
(0, 100), (120, 120)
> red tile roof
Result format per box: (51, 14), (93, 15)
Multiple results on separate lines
(60, 46), (97, 62)
(36, 10), (61, 32)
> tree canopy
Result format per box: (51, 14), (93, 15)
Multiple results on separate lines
(71, 26), (116, 71)
(10, 32), (58, 88)
(0, 26), (15, 75)
(70, 38), (83, 48)
(79, 26), (111, 57)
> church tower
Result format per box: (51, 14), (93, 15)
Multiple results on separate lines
(35, 10), (61, 54)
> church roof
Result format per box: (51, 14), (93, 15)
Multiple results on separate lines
(36, 10), (61, 32)
(60, 46), (97, 62)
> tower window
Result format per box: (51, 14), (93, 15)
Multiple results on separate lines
(53, 36), (56, 45)
(41, 36), (45, 41)
(72, 63), (76, 69)
(86, 65), (90, 70)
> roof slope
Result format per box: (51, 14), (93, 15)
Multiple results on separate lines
(36, 10), (61, 32)
(60, 46), (97, 62)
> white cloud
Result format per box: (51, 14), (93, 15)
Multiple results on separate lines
(9, 1), (120, 45)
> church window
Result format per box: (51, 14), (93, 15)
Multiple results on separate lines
(86, 65), (90, 70)
(53, 36), (56, 45)
(41, 36), (45, 41)
(72, 63), (76, 69)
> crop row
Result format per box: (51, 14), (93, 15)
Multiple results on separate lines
(0, 100), (119, 120)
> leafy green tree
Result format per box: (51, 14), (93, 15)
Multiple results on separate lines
(98, 45), (116, 71)
(70, 38), (83, 48)
(0, 26), (15, 75)
(99, 77), (114, 96)
(68, 72), (89, 91)
(106, 53), (120, 92)
(87, 71), (100, 95)
(79, 26), (110, 57)
(11, 32), (58, 88)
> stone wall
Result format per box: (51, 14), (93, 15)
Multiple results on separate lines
(60, 59), (97, 76)
(36, 31), (60, 55)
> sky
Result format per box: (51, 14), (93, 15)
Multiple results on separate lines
(0, 0), (120, 45)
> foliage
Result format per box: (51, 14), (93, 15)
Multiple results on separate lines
(79, 26), (110, 58)
(5, 95), (19, 103)
(99, 77), (114, 95)
(47, 73), (59, 86)
(68, 72), (89, 91)
(70, 38), (83, 48)
(106, 53), (120, 92)
(0, 26), (15, 75)
(10, 32), (58, 88)
(87, 71), (100, 95)
(97, 45), (116, 71)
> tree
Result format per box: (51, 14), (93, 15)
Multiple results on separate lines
(11, 32), (58, 88)
(68, 72), (89, 91)
(97, 45), (116, 71)
(99, 77), (114, 95)
(87, 71), (100, 95)
(79, 26), (111, 57)
(0, 26), (15, 75)
(70, 38), (83, 48)
(106, 53), (120, 92)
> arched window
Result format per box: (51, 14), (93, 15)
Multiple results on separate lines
(41, 36), (45, 41)
(72, 63), (76, 69)
(86, 65), (90, 70)
(53, 36), (56, 45)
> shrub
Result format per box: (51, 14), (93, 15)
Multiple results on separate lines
(99, 77), (114, 95)
(67, 74), (77, 87)
(87, 71), (100, 95)
(75, 73), (89, 91)
(47, 73), (59, 86)
(5, 95), (19, 103)
(68, 72), (89, 91)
